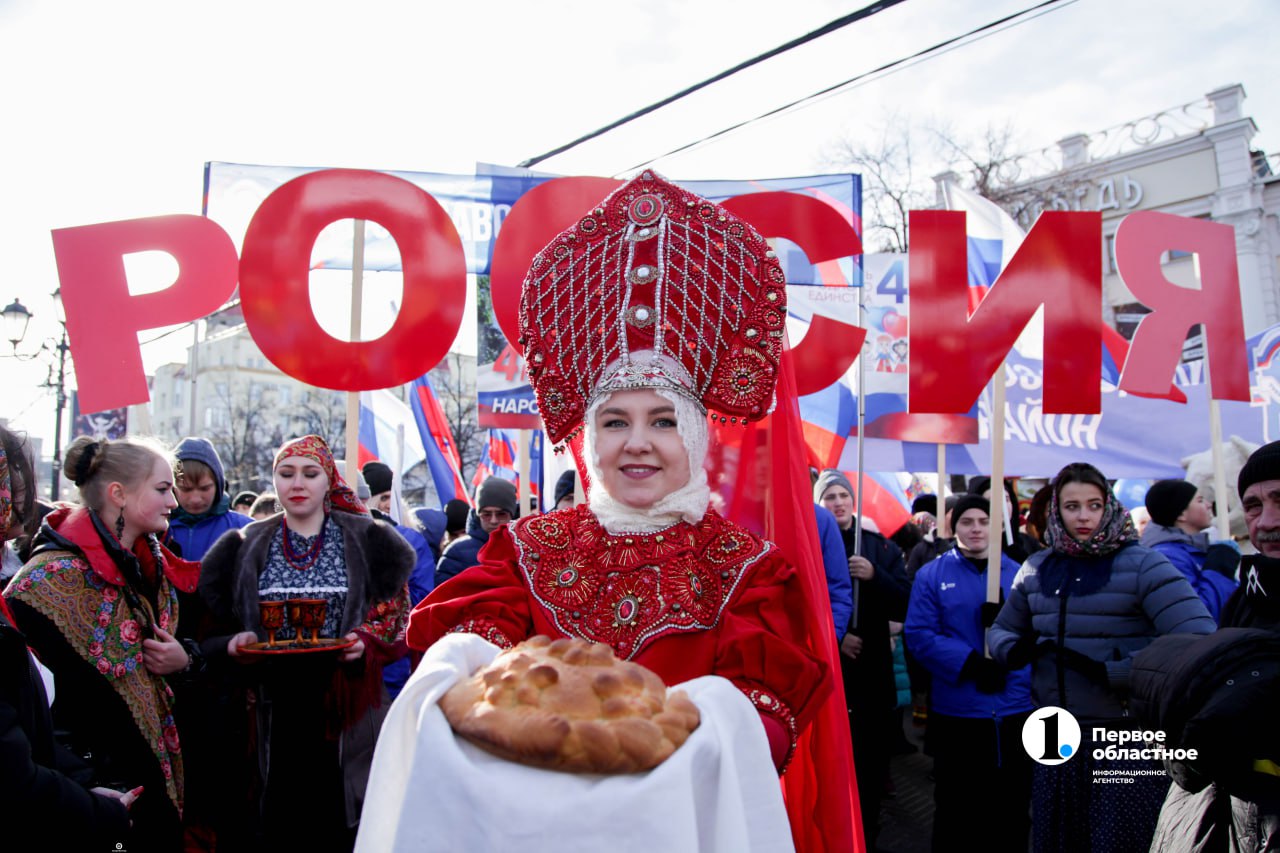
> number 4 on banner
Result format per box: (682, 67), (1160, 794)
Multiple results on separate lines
(492, 345), (524, 382)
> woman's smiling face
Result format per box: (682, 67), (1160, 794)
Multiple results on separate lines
(592, 389), (691, 510)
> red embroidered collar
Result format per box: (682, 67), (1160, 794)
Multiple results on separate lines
(510, 505), (769, 660)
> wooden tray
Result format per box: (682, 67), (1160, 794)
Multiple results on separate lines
(238, 637), (357, 657)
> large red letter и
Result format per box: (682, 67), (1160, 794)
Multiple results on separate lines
(909, 210), (1102, 414)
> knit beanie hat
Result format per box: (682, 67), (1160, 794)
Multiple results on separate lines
(911, 494), (937, 516)
(1239, 440), (1280, 499)
(1144, 479), (1198, 527)
(476, 477), (519, 518)
(444, 498), (470, 534)
(951, 494), (990, 531)
(554, 470), (577, 507)
(362, 461), (394, 495)
(813, 469), (855, 503)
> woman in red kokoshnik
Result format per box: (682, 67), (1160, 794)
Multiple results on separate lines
(5, 435), (198, 852)
(402, 172), (859, 851)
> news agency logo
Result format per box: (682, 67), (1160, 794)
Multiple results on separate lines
(1021, 706), (1082, 765)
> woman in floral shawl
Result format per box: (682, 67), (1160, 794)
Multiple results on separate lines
(198, 435), (415, 851)
(988, 461), (1215, 853)
(5, 434), (199, 852)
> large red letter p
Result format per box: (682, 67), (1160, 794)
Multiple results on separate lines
(51, 215), (239, 413)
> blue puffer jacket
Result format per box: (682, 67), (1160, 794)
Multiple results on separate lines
(815, 504), (853, 636)
(988, 542), (1215, 723)
(434, 511), (491, 586)
(168, 510), (252, 561)
(905, 548), (1033, 719)
(1140, 524), (1238, 624)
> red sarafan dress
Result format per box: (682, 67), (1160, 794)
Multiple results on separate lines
(409, 170), (859, 852)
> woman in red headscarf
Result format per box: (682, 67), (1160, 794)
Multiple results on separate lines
(198, 435), (415, 851)
(358, 173), (859, 853)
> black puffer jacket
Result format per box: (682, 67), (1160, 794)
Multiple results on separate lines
(1132, 628), (1280, 852)
(0, 605), (130, 848)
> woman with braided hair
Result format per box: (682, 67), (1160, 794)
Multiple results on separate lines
(4, 435), (199, 851)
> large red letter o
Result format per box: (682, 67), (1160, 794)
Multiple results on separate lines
(240, 169), (467, 389)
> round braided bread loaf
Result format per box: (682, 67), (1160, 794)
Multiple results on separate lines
(440, 635), (700, 773)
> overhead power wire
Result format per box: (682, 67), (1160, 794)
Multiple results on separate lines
(516, 0), (911, 168)
(620, 0), (1077, 175)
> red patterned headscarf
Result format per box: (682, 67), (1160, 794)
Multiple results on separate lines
(273, 435), (367, 516)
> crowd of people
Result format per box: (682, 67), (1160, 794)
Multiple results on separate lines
(4, 172), (1278, 853)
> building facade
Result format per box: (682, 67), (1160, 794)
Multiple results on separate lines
(938, 84), (1278, 341)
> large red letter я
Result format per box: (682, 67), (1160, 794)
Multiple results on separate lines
(1116, 210), (1249, 401)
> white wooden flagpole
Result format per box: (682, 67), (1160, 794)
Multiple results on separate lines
(517, 429), (532, 516)
(985, 361), (1007, 654)
(345, 220), (365, 489)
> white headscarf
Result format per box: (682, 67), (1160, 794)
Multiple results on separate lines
(583, 386), (710, 535)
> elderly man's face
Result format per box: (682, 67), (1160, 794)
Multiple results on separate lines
(1243, 479), (1280, 558)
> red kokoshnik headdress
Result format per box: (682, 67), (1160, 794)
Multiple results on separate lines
(519, 170), (788, 446)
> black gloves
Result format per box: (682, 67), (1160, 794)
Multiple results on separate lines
(1059, 645), (1110, 687)
(980, 601), (1003, 628)
(1204, 542), (1241, 581)
(960, 652), (1008, 694)
(1004, 636), (1040, 669)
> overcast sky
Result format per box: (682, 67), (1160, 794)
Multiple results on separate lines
(3, 0), (1275, 448)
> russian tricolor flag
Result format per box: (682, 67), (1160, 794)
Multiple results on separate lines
(942, 182), (1026, 313)
(826, 470), (913, 537)
(357, 389), (427, 472)
(408, 375), (470, 505)
(798, 382), (857, 470)
(471, 429), (543, 507)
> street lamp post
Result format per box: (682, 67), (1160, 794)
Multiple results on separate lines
(49, 326), (69, 501)
(1, 292), (72, 501)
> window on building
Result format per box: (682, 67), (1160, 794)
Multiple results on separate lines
(1168, 215), (1212, 261)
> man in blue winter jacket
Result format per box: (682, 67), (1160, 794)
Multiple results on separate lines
(1140, 478), (1239, 623)
(905, 493), (1034, 852)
